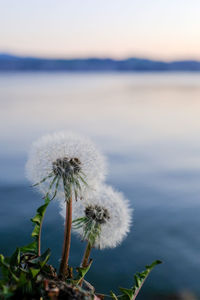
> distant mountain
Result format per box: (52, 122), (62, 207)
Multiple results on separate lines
(0, 53), (200, 72)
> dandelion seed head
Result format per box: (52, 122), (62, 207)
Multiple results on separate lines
(52, 157), (81, 177)
(85, 205), (110, 225)
(60, 184), (132, 249)
(26, 132), (106, 200)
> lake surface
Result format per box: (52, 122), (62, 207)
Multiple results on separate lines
(0, 72), (200, 299)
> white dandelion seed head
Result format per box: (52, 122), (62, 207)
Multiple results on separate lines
(25, 131), (107, 200)
(60, 184), (132, 249)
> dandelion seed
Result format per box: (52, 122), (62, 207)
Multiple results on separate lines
(26, 131), (107, 278)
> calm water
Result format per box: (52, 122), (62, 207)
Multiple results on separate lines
(1, 73), (200, 299)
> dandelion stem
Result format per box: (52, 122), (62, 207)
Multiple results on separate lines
(79, 241), (92, 286)
(81, 241), (92, 268)
(59, 193), (73, 278)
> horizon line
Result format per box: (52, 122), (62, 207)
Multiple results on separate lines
(1, 51), (200, 63)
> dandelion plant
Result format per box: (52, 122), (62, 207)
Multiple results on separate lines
(26, 132), (106, 278)
(65, 185), (132, 269)
(0, 132), (162, 299)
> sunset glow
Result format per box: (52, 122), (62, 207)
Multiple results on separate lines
(0, 0), (200, 60)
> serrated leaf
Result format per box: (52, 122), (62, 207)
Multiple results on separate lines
(119, 260), (162, 300)
(20, 241), (37, 254)
(31, 215), (41, 224)
(37, 202), (49, 217)
(110, 291), (119, 300)
(145, 260), (162, 270)
(21, 196), (51, 255)
(119, 287), (134, 300)
(31, 197), (50, 232)
(134, 274), (142, 288)
(31, 224), (40, 238)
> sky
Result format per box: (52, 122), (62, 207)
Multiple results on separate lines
(0, 0), (200, 60)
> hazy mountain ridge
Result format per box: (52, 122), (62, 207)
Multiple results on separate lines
(0, 53), (200, 71)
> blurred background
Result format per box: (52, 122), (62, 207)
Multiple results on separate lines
(1, 1), (200, 299)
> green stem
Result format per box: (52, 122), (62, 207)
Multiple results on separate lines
(81, 241), (92, 268)
(79, 241), (93, 286)
(59, 195), (73, 278)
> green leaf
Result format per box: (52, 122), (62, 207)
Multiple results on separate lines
(72, 259), (93, 285)
(31, 196), (50, 232)
(119, 260), (162, 300)
(0, 255), (10, 273)
(21, 196), (51, 255)
(0, 285), (14, 298)
(28, 248), (51, 268)
(29, 268), (40, 278)
(0, 254), (5, 265)
(110, 291), (119, 300)
(18, 272), (28, 285)
(31, 225), (40, 238)
(0, 254), (19, 283)
(145, 260), (162, 270)
(119, 288), (134, 300)
(10, 248), (20, 267)
(20, 241), (37, 254)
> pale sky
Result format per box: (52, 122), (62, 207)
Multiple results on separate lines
(0, 0), (200, 60)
